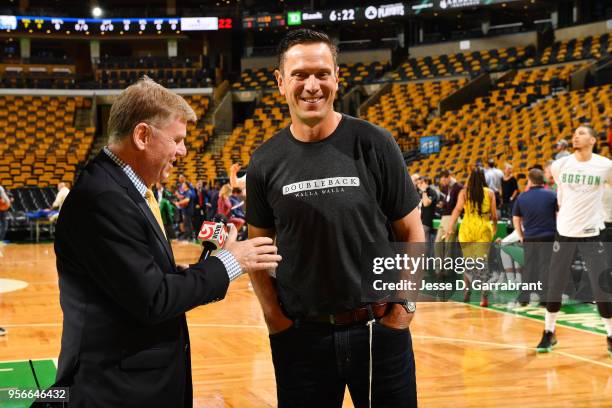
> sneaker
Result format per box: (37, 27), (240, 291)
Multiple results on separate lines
(608, 336), (611, 357)
(480, 296), (489, 308)
(536, 330), (557, 353)
(0, 327), (6, 336)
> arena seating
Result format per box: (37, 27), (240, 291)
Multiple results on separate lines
(9, 187), (56, 212)
(0, 58), (78, 89)
(95, 56), (213, 89)
(362, 59), (591, 184)
(4, 186), (57, 238)
(501, 62), (588, 91)
(409, 83), (611, 187)
(97, 56), (198, 70)
(96, 67), (212, 89)
(211, 36), (607, 181)
(392, 46), (534, 81)
(337, 61), (388, 92)
(187, 92), (290, 179)
(3, 34), (608, 186)
(0, 96), (95, 189)
(0, 56), (214, 89)
(233, 67), (276, 90)
(365, 79), (468, 151)
(0, 71), (78, 89)
(525, 33), (611, 66)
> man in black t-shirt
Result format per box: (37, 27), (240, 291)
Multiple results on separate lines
(246, 29), (423, 407)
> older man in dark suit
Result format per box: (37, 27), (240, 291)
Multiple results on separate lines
(50, 77), (281, 407)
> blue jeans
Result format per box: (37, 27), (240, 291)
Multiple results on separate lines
(0, 211), (7, 241)
(269, 321), (417, 408)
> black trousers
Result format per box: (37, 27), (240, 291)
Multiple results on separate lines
(546, 233), (612, 317)
(270, 321), (417, 408)
(517, 236), (555, 303)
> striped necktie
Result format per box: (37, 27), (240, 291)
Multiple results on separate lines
(145, 188), (167, 238)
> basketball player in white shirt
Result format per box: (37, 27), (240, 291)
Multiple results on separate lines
(536, 125), (612, 356)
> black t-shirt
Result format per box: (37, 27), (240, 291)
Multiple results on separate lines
(246, 114), (420, 317)
(441, 181), (463, 216)
(420, 186), (438, 228)
(502, 176), (518, 203)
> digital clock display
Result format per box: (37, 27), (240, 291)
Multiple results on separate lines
(282, 3), (407, 28)
(327, 9), (356, 22)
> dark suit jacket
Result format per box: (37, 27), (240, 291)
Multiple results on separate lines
(51, 152), (230, 407)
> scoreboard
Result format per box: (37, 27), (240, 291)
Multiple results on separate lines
(242, 13), (285, 29)
(0, 15), (232, 35)
(248, 3), (408, 29)
(243, 0), (526, 29)
(0, 0), (525, 35)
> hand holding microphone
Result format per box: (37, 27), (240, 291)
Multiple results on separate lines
(198, 216), (229, 262)
(197, 217), (281, 273)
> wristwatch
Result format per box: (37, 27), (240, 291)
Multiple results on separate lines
(399, 300), (416, 313)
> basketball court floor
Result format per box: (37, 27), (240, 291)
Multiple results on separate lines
(1, 242), (610, 407)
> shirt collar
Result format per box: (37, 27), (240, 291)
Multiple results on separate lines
(103, 146), (148, 198)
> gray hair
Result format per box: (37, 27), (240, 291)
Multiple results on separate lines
(107, 76), (196, 143)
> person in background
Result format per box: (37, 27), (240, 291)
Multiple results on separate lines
(0, 183), (12, 245)
(229, 187), (246, 220)
(543, 160), (557, 191)
(50, 182), (70, 211)
(446, 167), (497, 307)
(554, 139), (570, 160)
(417, 176), (438, 256)
(606, 116), (612, 153)
(484, 158), (503, 206)
(501, 163), (518, 218)
(218, 184), (245, 232)
(603, 184), (612, 275)
(153, 181), (165, 203)
(434, 170), (463, 280)
(229, 163), (246, 193)
(176, 180), (196, 241)
(176, 173), (194, 192)
(155, 182), (176, 240)
(536, 125), (612, 355)
(47, 182), (71, 222)
(512, 168), (557, 306)
(194, 180), (209, 228)
(208, 180), (221, 220)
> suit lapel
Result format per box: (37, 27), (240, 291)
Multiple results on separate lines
(136, 200), (175, 263)
(94, 152), (175, 265)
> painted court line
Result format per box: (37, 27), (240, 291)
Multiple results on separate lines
(462, 301), (608, 337)
(414, 334), (612, 370)
(0, 358), (55, 364)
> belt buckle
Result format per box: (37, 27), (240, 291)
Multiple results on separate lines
(329, 314), (336, 325)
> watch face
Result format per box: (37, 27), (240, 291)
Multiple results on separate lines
(405, 302), (416, 313)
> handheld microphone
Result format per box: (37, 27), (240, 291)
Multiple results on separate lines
(198, 215), (229, 261)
